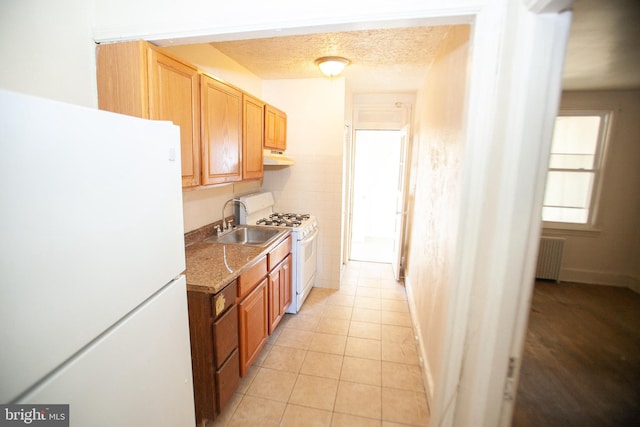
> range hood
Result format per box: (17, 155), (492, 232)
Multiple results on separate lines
(263, 149), (295, 166)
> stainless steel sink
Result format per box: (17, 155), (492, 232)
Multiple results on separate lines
(203, 226), (284, 247)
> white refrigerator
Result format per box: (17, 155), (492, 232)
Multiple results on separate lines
(0, 90), (196, 426)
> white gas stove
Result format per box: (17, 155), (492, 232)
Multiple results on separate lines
(238, 192), (318, 313)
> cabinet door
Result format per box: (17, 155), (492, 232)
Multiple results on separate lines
(148, 49), (201, 188)
(96, 40), (149, 119)
(238, 278), (268, 376)
(264, 104), (286, 151)
(200, 75), (242, 185)
(268, 268), (282, 334)
(243, 94), (264, 180)
(280, 255), (292, 313)
(264, 105), (277, 149)
(268, 254), (292, 334)
(275, 109), (287, 151)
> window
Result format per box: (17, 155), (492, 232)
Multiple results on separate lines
(542, 111), (611, 226)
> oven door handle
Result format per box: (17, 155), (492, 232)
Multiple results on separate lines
(300, 227), (319, 244)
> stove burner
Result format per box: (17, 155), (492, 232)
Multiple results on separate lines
(270, 213), (310, 221)
(256, 212), (310, 228)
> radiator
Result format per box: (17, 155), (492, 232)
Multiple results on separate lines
(535, 237), (565, 282)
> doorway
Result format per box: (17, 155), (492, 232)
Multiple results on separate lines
(349, 129), (402, 263)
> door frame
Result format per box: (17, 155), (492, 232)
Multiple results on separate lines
(432, 2), (574, 426)
(344, 102), (413, 267)
(341, 123), (353, 267)
(392, 125), (411, 280)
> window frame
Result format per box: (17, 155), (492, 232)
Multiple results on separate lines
(542, 109), (613, 233)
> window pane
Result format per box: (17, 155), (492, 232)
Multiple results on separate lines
(543, 171), (594, 209)
(549, 153), (594, 169)
(551, 116), (600, 169)
(542, 206), (588, 223)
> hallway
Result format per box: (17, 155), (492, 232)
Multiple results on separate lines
(213, 261), (429, 426)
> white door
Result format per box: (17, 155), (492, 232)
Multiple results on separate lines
(391, 127), (409, 280)
(350, 130), (402, 263)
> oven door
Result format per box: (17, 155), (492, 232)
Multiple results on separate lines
(297, 227), (319, 307)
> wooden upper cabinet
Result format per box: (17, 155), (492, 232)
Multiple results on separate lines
(264, 104), (287, 151)
(96, 41), (200, 188)
(200, 75), (242, 185)
(96, 42), (148, 118)
(148, 50), (200, 188)
(98, 41), (289, 189)
(242, 94), (264, 180)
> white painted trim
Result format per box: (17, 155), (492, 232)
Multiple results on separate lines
(561, 268), (640, 290)
(427, 1), (573, 426)
(429, 3), (503, 426)
(404, 276), (435, 406)
(496, 9), (573, 427)
(93, 12), (476, 46)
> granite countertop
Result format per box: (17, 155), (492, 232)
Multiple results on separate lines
(184, 228), (291, 294)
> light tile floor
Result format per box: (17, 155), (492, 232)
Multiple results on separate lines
(214, 261), (429, 427)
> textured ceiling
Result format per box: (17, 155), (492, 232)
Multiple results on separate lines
(211, 26), (451, 93)
(194, 0), (640, 93)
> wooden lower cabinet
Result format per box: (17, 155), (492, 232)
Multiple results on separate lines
(268, 254), (292, 334)
(238, 278), (269, 376)
(187, 280), (239, 426)
(186, 235), (292, 425)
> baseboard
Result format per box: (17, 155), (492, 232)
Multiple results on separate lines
(560, 268), (640, 293)
(404, 275), (435, 407)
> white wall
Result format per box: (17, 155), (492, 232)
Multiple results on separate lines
(262, 78), (346, 289)
(182, 182), (261, 233)
(0, 0), (98, 107)
(404, 24), (470, 407)
(545, 90), (640, 291)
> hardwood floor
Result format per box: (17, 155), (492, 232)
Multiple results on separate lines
(513, 281), (640, 427)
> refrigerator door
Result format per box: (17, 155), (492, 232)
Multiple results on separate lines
(17, 276), (195, 427)
(0, 90), (186, 402)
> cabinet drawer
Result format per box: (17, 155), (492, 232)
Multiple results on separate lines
(212, 280), (237, 319)
(268, 236), (291, 271)
(212, 304), (238, 369)
(215, 348), (240, 414)
(238, 257), (267, 300)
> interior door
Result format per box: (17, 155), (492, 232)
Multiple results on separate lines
(391, 127), (409, 280)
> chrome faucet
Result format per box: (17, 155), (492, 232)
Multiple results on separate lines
(220, 198), (247, 235)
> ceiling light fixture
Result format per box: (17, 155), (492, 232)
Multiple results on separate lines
(315, 56), (350, 77)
